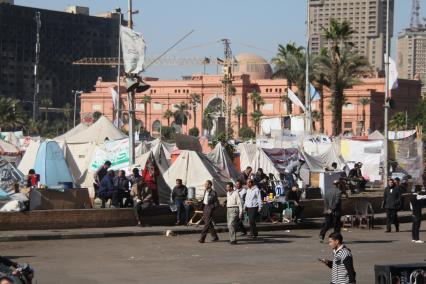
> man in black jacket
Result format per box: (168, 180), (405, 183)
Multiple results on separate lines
(171, 179), (189, 225)
(319, 181), (342, 243)
(383, 179), (402, 233)
(411, 185), (426, 243)
(199, 180), (220, 243)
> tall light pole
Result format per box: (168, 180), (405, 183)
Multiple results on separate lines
(305, 1), (312, 134)
(116, 8), (122, 124)
(73, 90), (83, 127)
(383, 0), (391, 185)
(33, 11), (41, 121)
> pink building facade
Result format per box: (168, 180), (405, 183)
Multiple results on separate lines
(80, 53), (422, 136)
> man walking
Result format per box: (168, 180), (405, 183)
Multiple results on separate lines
(199, 180), (220, 243)
(320, 232), (356, 284)
(171, 179), (189, 225)
(226, 182), (243, 245)
(244, 179), (262, 239)
(235, 180), (248, 235)
(410, 184), (426, 243)
(319, 180), (342, 243)
(383, 178), (401, 233)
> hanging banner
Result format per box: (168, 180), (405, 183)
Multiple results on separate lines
(120, 26), (146, 75)
(90, 139), (129, 171)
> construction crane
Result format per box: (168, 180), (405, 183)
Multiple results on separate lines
(410, 0), (422, 29)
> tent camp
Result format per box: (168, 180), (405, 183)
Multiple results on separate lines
(150, 139), (176, 162)
(18, 140), (40, 175)
(251, 148), (299, 179)
(64, 142), (97, 187)
(302, 143), (346, 172)
(0, 158), (23, 193)
(135, 151), (171, 203)
(368, 130), (384, 140)
(135, 142), (169, 174)
(163, 150), (229, 199)
(206, 143), (239, 181)
(237, 143), (257, 172)
(135, 141), (151, 157)
(34, 140), (74, 187)
(54, 123), (89, 141)
(65, 116), (126, 144)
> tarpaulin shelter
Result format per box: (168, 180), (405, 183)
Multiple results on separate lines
(0, 158), (23, 193)
(134, 151), (171, 203)
(206, 143), (239, 181)
(237, 143), (257, 172)
(135, 142), (169, 174)
(34, 140), (74, 187)
(302, 143), (346, 172)
(65, 116), (126, 144)
(251, 148), (299, 179)
(163, 150), (229, 199)
(54, 123), (89, 141)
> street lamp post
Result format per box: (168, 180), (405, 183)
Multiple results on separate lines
(73, 90), (83, 127)
(383, 0), (390, 185)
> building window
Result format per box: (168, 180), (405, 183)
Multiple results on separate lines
(152, 120), (161, 133)
(343, 103), (355, 110)
(262, 103), (273, 111)
(153, 102), (162, 111)
(344, 122), (352, 129)
(136, 103), (145, 111)
(92, 104), (102, 111)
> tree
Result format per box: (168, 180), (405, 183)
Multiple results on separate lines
(238, 126), (255, 140)
(233, 106), (246, 132)
(93, 111), (102, 122)
(202, 106), (215, 135)
(249, 91), (264, 112)
(40, 96), (52, 122)
(0, 97), (26, 131)
(63, 102), (72, 130)
(272, 43), (307, 106)
(311, 70), (327, 133)
(251, 110), (263, 134)
(189, 93), (201, 128)
(141, 95), (152, 131)
(161, 126), (176, 141)
(173, 102), (191, 129)
(189, 127), (199, 137)
(359, 98), (370, 134)
(389, 112), (408, 131)
(317, 19), (369, 135)
(280, 95), (293, 115)
(163, 109), (174, 126)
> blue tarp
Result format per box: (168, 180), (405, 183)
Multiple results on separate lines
(34, 140), (74, 187)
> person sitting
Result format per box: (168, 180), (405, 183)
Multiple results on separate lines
(26, 169), (39, 188)
(93, 160), (112, 200)
(239, 166), (252, 185)
(171, 179), (190, 225)
(285, 185), (304, 223)
(348, 163), (366, 193)
(114, 170), (132, 208)
(133, 177), (153, 227)
(142, 162), (160, 206)
(98, 170), (120, 208)
(253, 168), (269, 198)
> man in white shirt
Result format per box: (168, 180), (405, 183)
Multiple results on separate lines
(236, 180), (248, 235)
(226, 182), (243, 244)
(244, 179), (263, 239)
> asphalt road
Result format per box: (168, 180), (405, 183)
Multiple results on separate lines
(1, 223), (425, 284)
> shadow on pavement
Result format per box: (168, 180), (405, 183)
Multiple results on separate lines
(346, 240), (395, 244)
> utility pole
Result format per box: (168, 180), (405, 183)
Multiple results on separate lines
(33, 11), (41, 121)
(128, 0), (133, 29)
(127, 0), (135, 166)
(73, 90), (82, 127)
(305, 1), (312, 134)
(384, 0), (390, 185)
(116, 8), (122, 124)
(221, 39), (233, 139)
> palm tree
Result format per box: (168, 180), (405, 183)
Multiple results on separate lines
(0, 97), (26, 131)
(317, 19), (371, 136)
(173, 102), (191, 128)
(359, 98), (370, 134)
(311, 66), (327, 133)
(203, 106), (215, 135)
(40, 96), (52, 122)
(316, 19), (369, 135)
(163, 109), (173, 126)
(389, 112), (407, 131)
(189, 93), (201, 128)
(63, 102), (72, 130)
(272, 43), (307, 106)
(280, 95), (292, 115)
(251, 110), (263, 134)
(141, 95), (152, 131)
(233, 106), (246, 132)
(249, 91), (261, 112)
(311, 110), (320, 132)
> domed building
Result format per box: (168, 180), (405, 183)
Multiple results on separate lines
(234, 53), (273, 80)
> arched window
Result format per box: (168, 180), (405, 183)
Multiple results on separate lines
(152, 120), (161, 133)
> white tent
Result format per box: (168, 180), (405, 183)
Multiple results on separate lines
(302, 143), (346, 172)
(237, 143), (257, 172)
(134, 151), (171, 203)
(54, 123), (89, 141)
(206, 143), (239, 181)
(64, 142), (97, 187)
(65, 116), (126, 144)
(135, 142), (169, 174)
(150, 140), (176, 162)
(135, 141), (151, 157)
(251, 148), (299, 179)
(163, 150), (229, 199)
(368, 130), (385, 140)
(18, 140), (40, 175)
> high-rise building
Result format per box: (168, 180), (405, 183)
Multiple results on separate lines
(0, 3), (121, 110)
(397, 28), (426, 96)
(309, 0), (394, 72)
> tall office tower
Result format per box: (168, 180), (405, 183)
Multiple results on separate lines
(309, 0), (394, 72)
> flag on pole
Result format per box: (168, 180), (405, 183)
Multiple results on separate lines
(120, 25), (146, 75)
(309, 83), (320, 101)
(111, 87), (119, 108)
(287, 88), (306, 112)
(389, 56), (398, 90)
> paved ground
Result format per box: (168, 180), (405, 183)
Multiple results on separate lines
(1, 223), (425, 284)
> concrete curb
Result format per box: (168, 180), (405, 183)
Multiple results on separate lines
(0, 212), (421, 242)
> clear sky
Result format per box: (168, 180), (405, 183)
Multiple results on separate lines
(15, 0), (423, 79)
